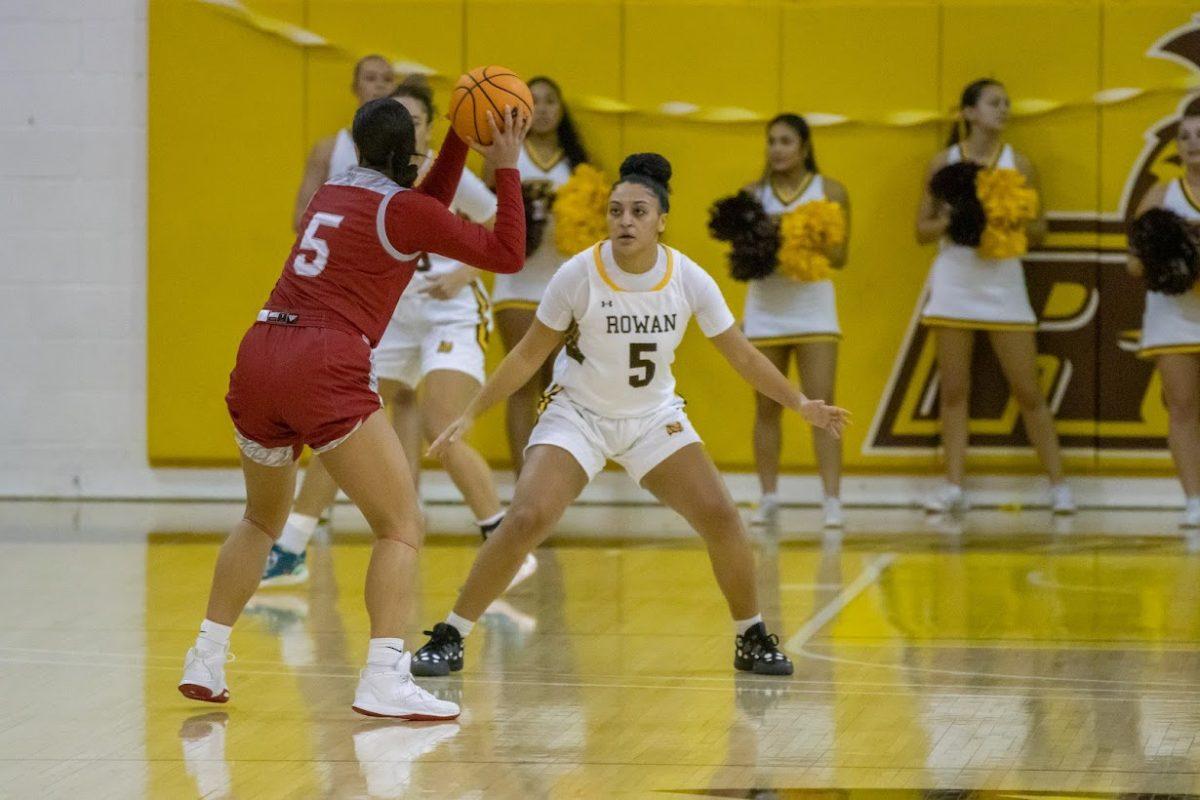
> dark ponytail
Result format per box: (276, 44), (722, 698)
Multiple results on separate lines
(947, 78), (1003, 147)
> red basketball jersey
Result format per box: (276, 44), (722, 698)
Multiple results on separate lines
(263, 132), (525, 346)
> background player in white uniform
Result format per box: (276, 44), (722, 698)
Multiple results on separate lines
(1128, 97), (1200, 527)
(262, 83), (531, 587)
(915, 78), (1073, 515)
(485, 77), (591, 476)
(408, 154), (849, 682)
(291, 54), (396, 233)
(742, 114), (851, 529)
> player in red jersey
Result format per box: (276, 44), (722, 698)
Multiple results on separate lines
(178, 96), (530, 720)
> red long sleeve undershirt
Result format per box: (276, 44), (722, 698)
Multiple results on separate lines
(384, 130), (526, 275)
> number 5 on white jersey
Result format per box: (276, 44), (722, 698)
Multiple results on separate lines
(293, 212), (345, 277)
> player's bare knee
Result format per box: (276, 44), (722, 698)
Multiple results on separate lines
(372, 516), (424, 549)
(502, 502), (554, 546)
(693, 497), (742, 538)
(241, 513), (282, 541)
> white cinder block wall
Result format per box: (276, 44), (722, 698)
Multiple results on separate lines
(0, 1), (1182, 508)
(0, 0), (154, 497)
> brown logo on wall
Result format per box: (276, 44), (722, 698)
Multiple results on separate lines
(866, 14), (1200, 454)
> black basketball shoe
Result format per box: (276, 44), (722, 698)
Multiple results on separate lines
(734, 622), (793, 676)
(411, 623), (465, 677)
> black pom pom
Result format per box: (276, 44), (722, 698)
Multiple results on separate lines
(707, 191), (780, 281)
(619, 153), (672, 187)
(1130, 207), (1200, 295)
(930, 161), (986, 248)
(521, 181), (555, 257)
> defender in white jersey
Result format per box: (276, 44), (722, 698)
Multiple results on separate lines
(410, 153), (849, 684)
(263, 83), (530, 591)
(915, 78), (1073, 516)
(485, 77), (592, 477)
(1128, 97), (1200, 527)
(742, 114), (851, 529)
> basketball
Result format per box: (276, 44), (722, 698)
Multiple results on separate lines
(450, 66), (533, 146)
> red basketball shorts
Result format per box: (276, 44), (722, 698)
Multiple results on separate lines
(225, 322), (382, 466)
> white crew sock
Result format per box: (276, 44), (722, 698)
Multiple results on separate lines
(366, 637), (405, 671)
(445, 612), (475, 637)
(276, 513), (319, 554)
(734, 614), (763, 636)
(196, 619), (232, 653)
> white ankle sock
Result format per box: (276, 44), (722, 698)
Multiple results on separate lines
(366, 637), (405, 669)
(276, 513), (319, 554)
(476, 511), (505, 529)
(197, 619), (232, 652)
(445, 612), (475, 637)
(735, 614), (763, 636)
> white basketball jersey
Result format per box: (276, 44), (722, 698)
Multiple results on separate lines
(536, 242), (735, 418)
(328, 128), (358, 179)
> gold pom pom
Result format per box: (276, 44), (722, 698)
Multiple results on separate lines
(776, 199), (845, 282)
(975, 168), (1038, 260)
(552, 164), (610, 256)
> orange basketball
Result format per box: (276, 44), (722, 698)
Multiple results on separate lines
(450, 66), (533, 146)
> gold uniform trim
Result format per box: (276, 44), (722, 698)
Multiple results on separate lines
(524, 142), (565, 173)
(1139, 343), (1200, 359)
(592, 244), (674, 293)
(469, 280), (491, 350)
(769, 172), (815, 208)
(492, 299), (541, 313)
(749, 333), (841, 347)
(536, 383), (564, 416)
(920, 315), (1036, 332)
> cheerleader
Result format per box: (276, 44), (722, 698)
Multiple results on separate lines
(178, 98), (528, 719)
(1128, 97), (1200, 527)
(407, 154), (849, 682)
(916, 78), (1073, 514)
(486, 77), (591, 474)
(291, 55), (396, 232)
(741, 114), (850, 528)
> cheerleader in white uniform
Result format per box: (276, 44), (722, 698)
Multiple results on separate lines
(485, 77), (591, 475)
(743, 114), (850, 528)
(1128, 97), (1200, 527)
(291, 55), (396, 232)
(916, 78), (1073, 514)
(407, 154), (848, 681)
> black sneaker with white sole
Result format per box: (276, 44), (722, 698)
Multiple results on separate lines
(411, 622), (465, 677)
(734, 622), (793, 676)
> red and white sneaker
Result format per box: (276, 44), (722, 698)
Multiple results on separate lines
(178, 645), (230, 703)
(352, 651), (460, 721)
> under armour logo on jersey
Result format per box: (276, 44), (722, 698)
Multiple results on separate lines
(601, 300), (614, 308)
(437, 341), (454, 353)
(665, 422), (684, 436)
(265, 311), (298, 325)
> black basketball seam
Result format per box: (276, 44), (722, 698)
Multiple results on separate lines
(480, 78), (533, 116)
(467, 72), (507, 127)
(450, 85), (472, 139)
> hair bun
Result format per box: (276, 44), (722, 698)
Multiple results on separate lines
(619, 153), (672, 188)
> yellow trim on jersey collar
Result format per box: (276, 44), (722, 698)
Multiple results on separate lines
(1181, 177), (1200, 215)
(592, 243), (674, 292)
(524, 141), (565, 173)
(770, 172), (815, 207)
(956, 141), (1004, 169)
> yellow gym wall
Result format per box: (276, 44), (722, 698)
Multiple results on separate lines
(148, 0), (1200, 473)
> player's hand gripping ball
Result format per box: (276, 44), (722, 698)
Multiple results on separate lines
(450, 66), (533, 145)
